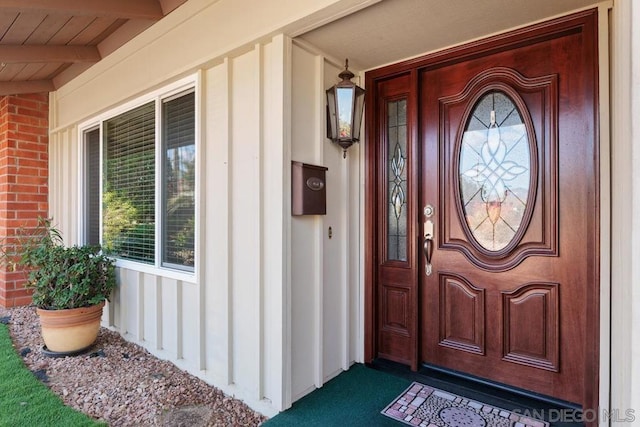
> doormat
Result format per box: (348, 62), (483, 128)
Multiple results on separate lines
(381, 382), (549, 427)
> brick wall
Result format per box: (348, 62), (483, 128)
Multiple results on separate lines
(0, 93), (49, 308)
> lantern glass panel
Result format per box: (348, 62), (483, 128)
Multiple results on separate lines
(337, 87), (354, 138)
(352, 86), (365, 141)
(326, 89), (337, 139)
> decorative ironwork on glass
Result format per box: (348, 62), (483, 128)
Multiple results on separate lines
(387, 99), (408, 261)
(459, 91), (530, 252)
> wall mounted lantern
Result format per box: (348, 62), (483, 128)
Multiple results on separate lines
(326, 59), (365, 158)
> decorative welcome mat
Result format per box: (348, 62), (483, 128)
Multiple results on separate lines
(381, 382), (549, 427)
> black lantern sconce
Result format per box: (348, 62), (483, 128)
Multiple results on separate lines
(326, 59), (365, 158)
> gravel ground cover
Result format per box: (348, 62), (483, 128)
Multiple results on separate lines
(0, 305), (267, 426)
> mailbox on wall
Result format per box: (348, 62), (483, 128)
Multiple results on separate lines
(291, 161), (328, 215)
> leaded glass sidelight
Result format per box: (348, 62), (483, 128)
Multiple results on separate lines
(459, 91), (530, 252)
(387, 99), (408, 261)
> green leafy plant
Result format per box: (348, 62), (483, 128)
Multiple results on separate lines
(0, 219), (116, 310)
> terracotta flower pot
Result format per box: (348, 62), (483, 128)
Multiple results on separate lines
(36, 301), (105, 353)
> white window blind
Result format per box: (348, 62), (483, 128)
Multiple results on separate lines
(162, 91), (195, 270)
(85, 128), (101, 246)
(103, 102), (156, 264)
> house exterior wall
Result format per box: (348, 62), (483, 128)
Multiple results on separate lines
(49, 41), (290, 414)
(44, 0), (640, 420)
(47, 0), (376, 415)
(289, 43), (363, 401)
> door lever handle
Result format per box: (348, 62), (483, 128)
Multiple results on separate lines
(424, 219), (434, 276)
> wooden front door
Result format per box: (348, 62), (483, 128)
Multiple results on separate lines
(366, 10), (599, 409)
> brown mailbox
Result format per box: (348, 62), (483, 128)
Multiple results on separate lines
(291, 161), (328, 215)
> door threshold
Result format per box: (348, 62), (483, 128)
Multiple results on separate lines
(368, 358), (585, 427)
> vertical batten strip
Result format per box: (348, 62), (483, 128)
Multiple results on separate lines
(278, 34), (292, 410)
(356, 72), (366, 363)
(225, 56), (234, 385)
(314, 54), (325, 389)
(137, 271), (145, 342)
(257, 36), (291, 408)
(155, 275), (163, 350)
(59, 129), (70, 236)
(75, 127), (84, 244)
(341, 143), (350, 371)
(195, 69), (206, 371)
(118, 268), (127, 334)
(256, 42), (265, 402)
(69, 128), (78, 242)
(49, 131), (58, 228)
(176, 280), (183, 359)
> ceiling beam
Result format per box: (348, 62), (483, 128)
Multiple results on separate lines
(0, 80), (54, 96)
(0, 46), (100, 63)
(0, 0), (164, 20)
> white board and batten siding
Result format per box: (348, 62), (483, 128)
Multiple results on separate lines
(47, 0), (372, 416)
(289, 42), (363, 401)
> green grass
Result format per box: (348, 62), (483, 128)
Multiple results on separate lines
(263, 364), (411, 426)
(0, 324), (104, 427)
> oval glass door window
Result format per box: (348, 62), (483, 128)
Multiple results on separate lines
(459, 91), (530, 252)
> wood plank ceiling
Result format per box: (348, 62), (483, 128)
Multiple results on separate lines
(0, 0), (188, 95)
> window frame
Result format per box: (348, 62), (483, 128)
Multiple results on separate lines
(78, 74), (200, 281)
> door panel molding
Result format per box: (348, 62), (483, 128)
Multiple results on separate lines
(440, 67), (559, 271)
(502, 283), (560, 372)
(438, 273), (485, 355)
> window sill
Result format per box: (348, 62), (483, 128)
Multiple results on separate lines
(114, 258), (196, 283)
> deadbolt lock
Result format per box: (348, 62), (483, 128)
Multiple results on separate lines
(424, 204), (434, 218)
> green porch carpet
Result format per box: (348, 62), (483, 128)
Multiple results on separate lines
(264, 364), (410, 426)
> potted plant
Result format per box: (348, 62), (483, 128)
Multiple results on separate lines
(1, 219), (116, 354)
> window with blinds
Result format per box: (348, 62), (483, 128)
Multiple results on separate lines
(103, 102), (156, 264)
(162, 92), (195, 270)
(84, 86), (197, 271)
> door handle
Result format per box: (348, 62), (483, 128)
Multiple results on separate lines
(424, 219), (434, 276)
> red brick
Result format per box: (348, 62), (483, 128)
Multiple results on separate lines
(10, 132), (40, 144)
(11, 114), (42, 127)
(9, 97), (40, 110)
(15, 123), (46, 135)
(15, 175), (46, 186)
(8, 287), (33, 298)
(11, 295), (33, 307)
(15, 167), (41, 176)
(0, 94), (48, 308)
(0, 211), (16, 219)
(17, 158), (47, 168)
(16, 107), (48, 120)
(16, 140), (46, 151)
(13, 193), (46, 202)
